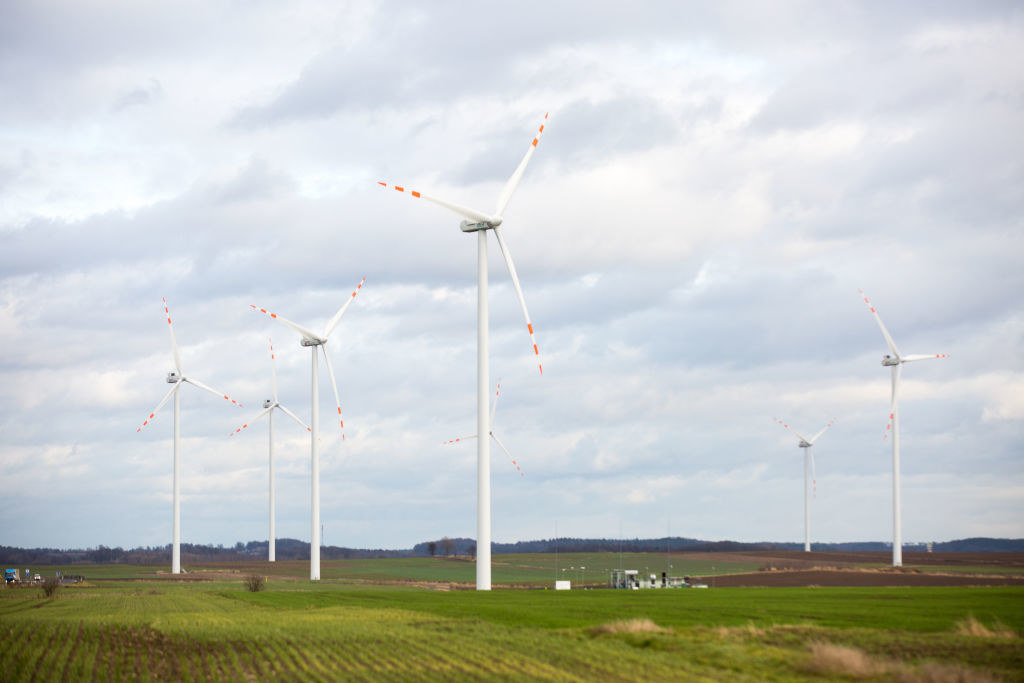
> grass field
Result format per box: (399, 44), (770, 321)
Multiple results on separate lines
(2, 556), (1022, 681)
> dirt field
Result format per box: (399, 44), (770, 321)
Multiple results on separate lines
(675, 550), (1024, 587)
(698, 569), (1024, 587)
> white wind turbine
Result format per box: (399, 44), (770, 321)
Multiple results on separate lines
(251, 277), (364, 580)
(444, 379), (525, 477)
(774, 417), (835, 552)
(859, 289), (949, 567)
(229, 338), (310, 562)
(379, 114), (548, 590)
(137, 298), (244, 574)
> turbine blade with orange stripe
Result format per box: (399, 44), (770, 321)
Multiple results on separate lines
(490, 432), (524, 476)
(376, 181), (493, 225)
(320, 344), (346, 440)
(162, 298), (183, 375)
(278, 403), (311, 432)
(495, 112), (548, 218)
(324, 277), (366, 338)
(250, 305), (322, 343)
(493, 227), (542, 374)
(228, 405), (273, 437)
(136, 382), (179, 432)
(859, 289), (901, 358)
(183, 377), (243, 408)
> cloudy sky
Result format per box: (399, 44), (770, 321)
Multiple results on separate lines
(1, 1), (1022, 553)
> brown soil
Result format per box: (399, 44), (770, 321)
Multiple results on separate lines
(693, 569), (1024, 588)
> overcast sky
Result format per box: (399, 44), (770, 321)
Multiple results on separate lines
(1, 1), (1022, 552)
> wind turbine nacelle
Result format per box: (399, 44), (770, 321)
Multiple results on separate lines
(166, 372), (180, 383)
(460, 218), (499, 232)
(881, 355), (900, 366)
(799, 441), (811, 448)
(263, 399), (274, 409)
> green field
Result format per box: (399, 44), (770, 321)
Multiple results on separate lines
(2, 559), (1022, 681)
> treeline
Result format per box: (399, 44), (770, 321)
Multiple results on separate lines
(2, 536), (1020, 565)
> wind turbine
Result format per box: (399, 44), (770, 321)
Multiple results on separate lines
(859, 289), (949, 567)
(229, 338), (311, 562)
(137, 298), (244, 574)
(774, 417), (835, 552)
(444, 379), (524, 476)
(251, 277), (365, 580)
(378, 114), (548, 590)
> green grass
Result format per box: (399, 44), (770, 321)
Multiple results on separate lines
(2, 574), (1022, 681)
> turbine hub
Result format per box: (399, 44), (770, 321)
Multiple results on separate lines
(460, 219), (496, 233)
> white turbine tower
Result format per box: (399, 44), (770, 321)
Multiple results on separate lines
(379, 114), (548, 590)
(859, 289), (949, 567)
(444, 379), (525, 477)
(251, 278), (365, 580)
(137, 298), (244, 574)
(229, 338), (311, 562)
(774, 417), (835, 552)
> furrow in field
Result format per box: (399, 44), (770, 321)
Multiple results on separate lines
(0, 622), (33, 681)
(34, 621), (75, 683)
(56, 621), (86, 683)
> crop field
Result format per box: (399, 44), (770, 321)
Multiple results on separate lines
(2, 555), (1022, 681)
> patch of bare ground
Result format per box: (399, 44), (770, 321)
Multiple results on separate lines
(589, 618), (665, 636)
(803, 642), (998, 682)
(696, 568), (1024, 587)
(953, 616), (1018, 639)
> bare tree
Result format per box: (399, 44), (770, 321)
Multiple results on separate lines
(427, 541), (437, 557)
(243, 575), (266, 592)
(468, 545), (476, 560)
(40, 576), (61, 598)
(440, 537), (455, 557)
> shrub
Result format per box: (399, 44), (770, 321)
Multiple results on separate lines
(243, 575), (266, 592)
(40, 576), (61, 598)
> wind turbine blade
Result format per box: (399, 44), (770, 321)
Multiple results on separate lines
(490, 432), (524, 476)
(493, 227), (543, 374)
(377, 182), (493, 224)
(250, 305), (322, 343)
(320, 345), (346, 440)
(901, 353), (950, 362)
(184, 377), (243, 407)
(277, 404), (312, 432)
(773, 417), (807, 444)
(809, 418), (836, 445)
(269, 337), (279, 403)
(884, 364), (902, 440)
(490, 378), (502, 426)
(136, 383), (179, 432)
(162, 298), (183, 375)
(323, 277), (366, 339)
(495, 113), (548, 218)
(229, 406), (273, 437)
(858, 289), (901, 357)
(810, 448), (817, 498)
(443, 434), (478, 445)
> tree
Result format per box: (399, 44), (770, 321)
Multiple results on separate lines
(427, 541), (437, 557)
(440, 537), (455, 557)
(468, 545), (476, 559)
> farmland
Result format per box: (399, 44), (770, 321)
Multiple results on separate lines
(2, 553), (1022, 681)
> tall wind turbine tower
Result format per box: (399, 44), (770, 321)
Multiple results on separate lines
(859, 289), (948, 567)
(379, 114), (548, 590)
(774, 417), (835, 552)
(229, 338), (310, 562)
(137, 298), (244, 574)
(251, 278), (364, 580)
